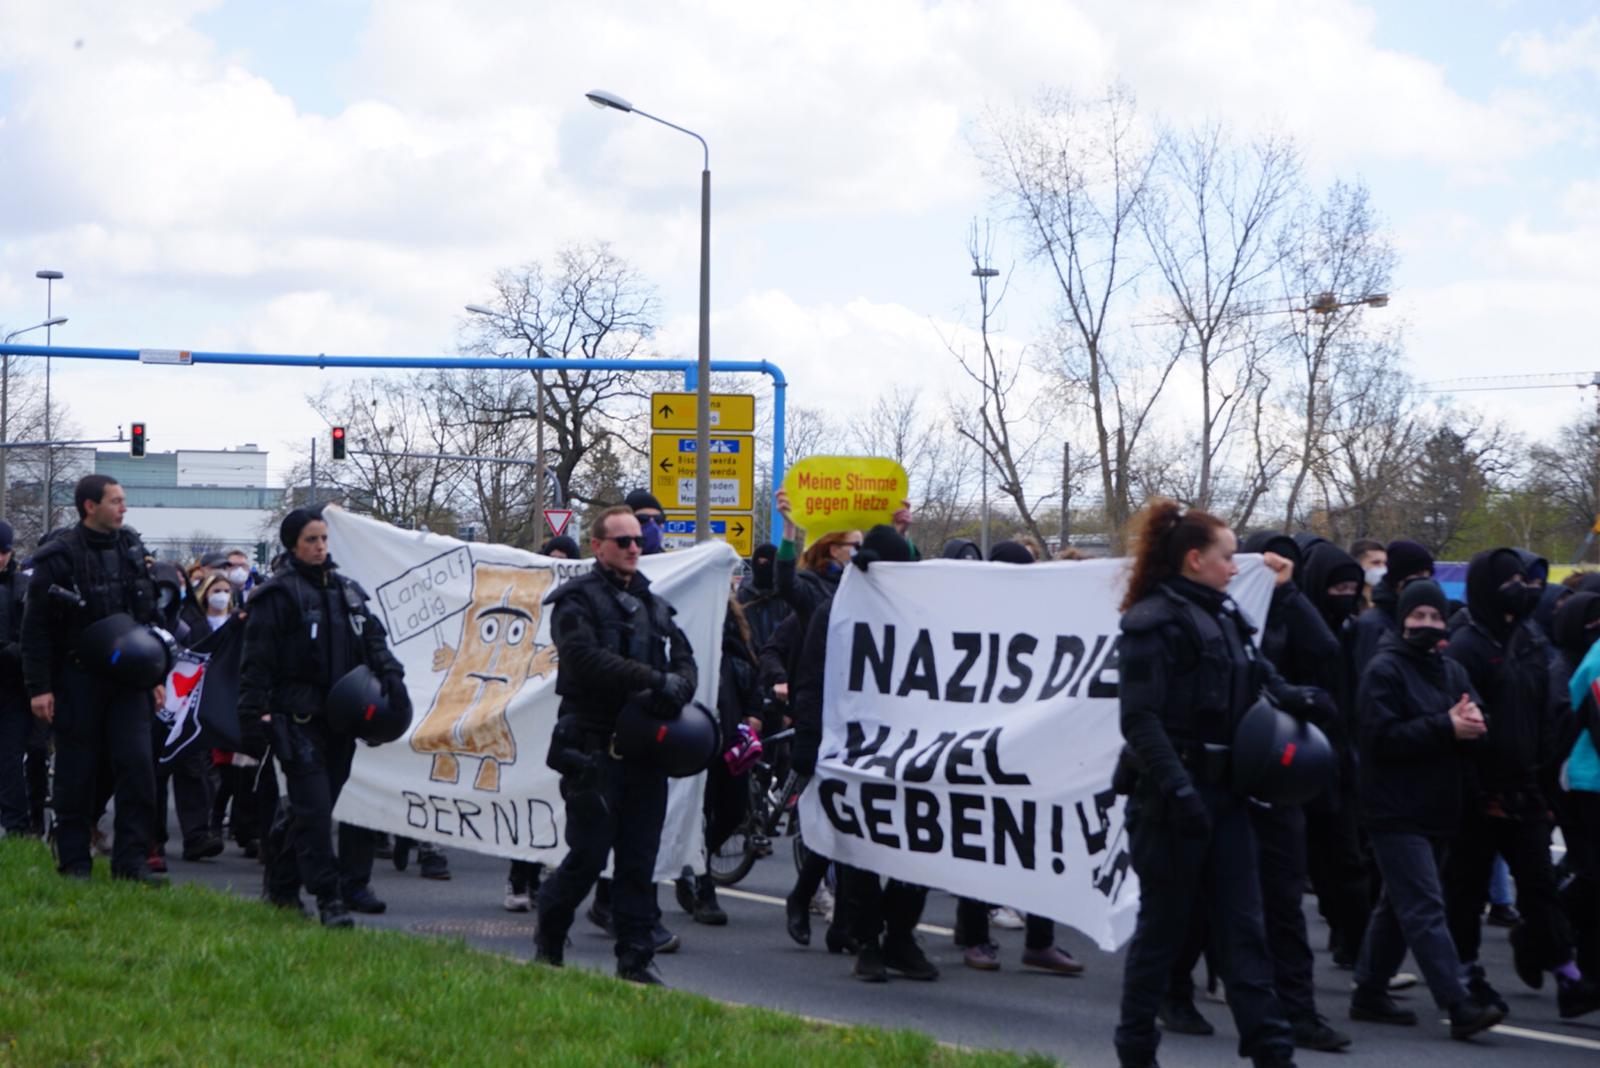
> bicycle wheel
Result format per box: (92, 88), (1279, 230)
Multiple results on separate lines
(707, 816), (759, 887)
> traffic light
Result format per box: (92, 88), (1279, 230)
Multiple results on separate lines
(331, 426), (346, 461)
(130, 422), (146, 458)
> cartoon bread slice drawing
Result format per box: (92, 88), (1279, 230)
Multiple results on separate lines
(410, 563), (559, 791)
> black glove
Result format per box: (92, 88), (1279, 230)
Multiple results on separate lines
(1166, 784), (1212, 839)
(383, 669), (413, 720)
(793, 742), (818, 776)
(655, 671), (694, 706)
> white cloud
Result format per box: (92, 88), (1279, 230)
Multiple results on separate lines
(1503, 17), (1600, 79)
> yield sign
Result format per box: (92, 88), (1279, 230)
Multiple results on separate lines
(544, 509), (573, 537)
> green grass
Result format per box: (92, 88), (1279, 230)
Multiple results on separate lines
(0, 838), (1057, 1067)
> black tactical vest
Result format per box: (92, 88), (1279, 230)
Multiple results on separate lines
(58, 526), (157, 625)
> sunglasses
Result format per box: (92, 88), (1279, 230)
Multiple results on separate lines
(840, 541), (862, 550)
(604, 535), (646, 549)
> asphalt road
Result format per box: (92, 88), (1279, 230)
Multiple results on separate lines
(153, 816), (1600, 1068)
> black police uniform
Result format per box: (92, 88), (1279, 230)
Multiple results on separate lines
(20, 522), (162, 877)
(1115, 575), (1311, 1068)
(534, 560), (696, 975)
(0, 553), (35, 834)
(237, 554), (404, 915)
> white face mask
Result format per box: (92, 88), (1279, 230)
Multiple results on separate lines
(1364, 567), (1387, 589)
(207, 591), (233, 614)
(227, 566), (249, 586)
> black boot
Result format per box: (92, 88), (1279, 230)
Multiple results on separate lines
(853, 939), (887, 982)
(1465, 962), (1509, 1016)
(692, 874), (728, 926)
(674, 866), (696, 915)
(1348, 987), (1417, 1026)
(617, 950), (663, 985)
(533, 918), (566, 967)
(319, 898), (353, 929)
(1158, 997), (1215, 1035)
(784, 889), (811, 946)
(1557, 975), (1600, 1019)
(1448, 997), (1505, 1041)
(883, 935), (939, 980)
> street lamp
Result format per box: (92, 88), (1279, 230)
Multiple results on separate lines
(0, 316), (68, 515)
(586, 88), (713, 542)
(971, 266), (999, 558)
(466, 304), (550, 539)
(36, 269), (63, 533)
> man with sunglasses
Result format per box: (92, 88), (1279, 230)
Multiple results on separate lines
(535, 504), (699, 985)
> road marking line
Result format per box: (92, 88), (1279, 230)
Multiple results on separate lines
(1488, 1024), (1600, 1051)
(715, 885), (956, 936)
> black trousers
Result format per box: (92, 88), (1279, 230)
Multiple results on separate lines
(0, 689), (33, 833)
(839, 864), (926, 947)
(537, 754), (668, 960)
(264, 717), (356, 903)
(1443, 812), (1572, 970)
(1116, 784), (1294, 1063)
(1561, 790), (1600, 978)
(336, 822), (378, 898)
(1356, 832), (1468, 1009)
(1252, 803), (1318, 1022)
(152, 729), (216, 851)
(52, 670), (157, 876)
(1305, 792), (1372, 964)
(955, 898), (1055, 951)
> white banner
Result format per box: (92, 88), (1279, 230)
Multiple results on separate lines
(324, 509), (739, 879)
(797, 556), (1274, 951)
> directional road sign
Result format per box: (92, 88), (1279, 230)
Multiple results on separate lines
(650, 432), (754, 511)
(650, 392), (756, 433)
(662, 512), (755, 557)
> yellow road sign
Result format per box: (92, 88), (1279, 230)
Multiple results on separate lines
(650, 392), (756, 433)
(650, 432), (754, 511)
(661, 512), (755, 557)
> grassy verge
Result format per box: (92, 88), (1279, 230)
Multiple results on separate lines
(0, 838), (1056, 1067)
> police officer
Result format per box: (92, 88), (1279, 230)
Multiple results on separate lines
(1114, 499), (1323, 1068)
(21, 475), (166, 881)
(0, 519), (36, 836)
(237, 507), (408, 927)
(534, 504), (697, 985)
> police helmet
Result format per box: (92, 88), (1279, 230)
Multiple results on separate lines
(613, 695), (720, 778)
(76, 613), (175, 690)
(1232, 697), (1336, 806)
(325, 664), (412, 745)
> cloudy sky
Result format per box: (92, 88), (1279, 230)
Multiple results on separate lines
(2, 0), (1598, 482)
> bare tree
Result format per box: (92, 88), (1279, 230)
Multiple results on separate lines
(464, 243), (659, 506)
(982, 86), (1176, 548)
(1277, 180), (1397, 527)
(1138, 123), (1300, 509)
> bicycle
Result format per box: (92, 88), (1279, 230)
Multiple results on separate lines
(706, 727), (811, 887)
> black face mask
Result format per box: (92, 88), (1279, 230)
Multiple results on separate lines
(1321, 593), (1358, 628)
(1519, 584), (1545, 617)
(1403, 626), (1447, 653)
(751, 556), (775, 590)
(1495, 579), (1529, 618)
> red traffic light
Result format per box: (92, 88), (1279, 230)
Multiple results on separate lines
(130, 422), (146, 458)
(331, 425), (347, 460)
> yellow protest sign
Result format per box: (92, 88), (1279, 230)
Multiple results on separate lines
(781, 456), (909, 536)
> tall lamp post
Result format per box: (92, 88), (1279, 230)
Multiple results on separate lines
(0, 316), (68, 516)
(971, 264), (999, 558)
(585, 89), (712, 543)
(466, 304), (550, 540)
(36, 269), (63, 532)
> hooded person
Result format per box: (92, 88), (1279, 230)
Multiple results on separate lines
(940, 538), (982, 560)
(1557, 594), (1600, 983)
(1291, 534), (1375, 970)
(1349, 578), (1504, 1036)
(1353, 540), (1434, 674)
(1441, 548), (1599, 1019)
(537, 536), (580, 560)
(736, 543), (792, 655)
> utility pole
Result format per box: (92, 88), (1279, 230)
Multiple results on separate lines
(1060, 441), (1071, 546)
(309, 436), (318, 509)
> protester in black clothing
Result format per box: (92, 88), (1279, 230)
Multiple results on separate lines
(1352, 540), (1433, 673)
(0, 520), (35, 836)
(534, 505), (698, 985)
(238, 507), (408, 927)
(1347, 579), (1509, 1038)
(735, 543), (791, 657)
(1291, 535), (1375, 971)
(1549, 592), (1600, 982)
(22, 476), (167, 882)
(1113, 499), (1325, 1068)
(792, 524), (940, 984)
(675, 598), (764, 926)
(538, 535), (580, 559)
(1441, 548), (1600, 1019)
